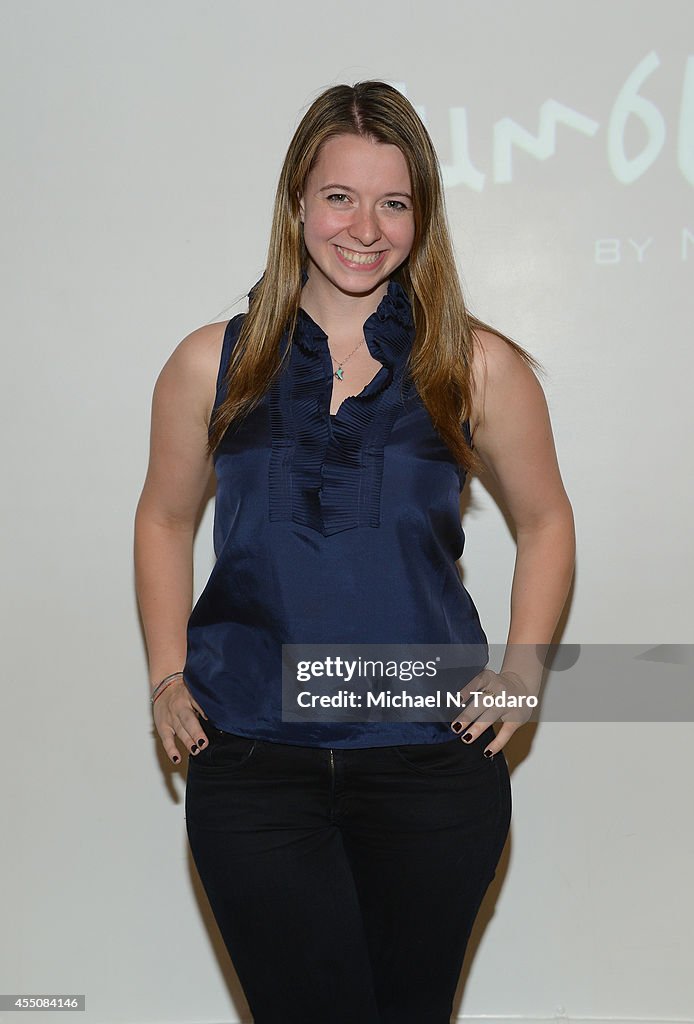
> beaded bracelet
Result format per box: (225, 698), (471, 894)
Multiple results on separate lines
(150, 671), (185, 705)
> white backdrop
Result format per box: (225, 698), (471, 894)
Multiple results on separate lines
(2, 1), (692, 1022)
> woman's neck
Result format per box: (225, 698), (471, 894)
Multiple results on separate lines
(299, 275), (390, 336)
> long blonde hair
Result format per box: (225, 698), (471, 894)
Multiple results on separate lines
(208, 81), (542, 475)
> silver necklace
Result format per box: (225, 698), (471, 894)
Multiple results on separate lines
(330, 339), (366, 381)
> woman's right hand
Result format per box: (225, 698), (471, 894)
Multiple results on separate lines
(152, 678), (210, 765)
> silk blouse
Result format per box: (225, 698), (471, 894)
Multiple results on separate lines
(183, 278), (489, 747)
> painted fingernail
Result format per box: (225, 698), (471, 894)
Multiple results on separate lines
(172, 756), (180, 764)
(462, 732), (473, 742)
(190, 743), (198, 753)
(197, 739), (206, 748)
(484, 750), (494, 759)
(451, 722), (462, 733)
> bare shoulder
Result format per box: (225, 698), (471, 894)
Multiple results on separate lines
(469, 327), (542, 442)
(467, 327), (572, 529)
(155, 319), (230, 429)
(137, 320), (232, 526)
(163, 319), (230, 384)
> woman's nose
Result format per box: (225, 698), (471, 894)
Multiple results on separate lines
(348, 209), (382, 247)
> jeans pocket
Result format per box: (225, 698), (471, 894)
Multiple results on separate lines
(393, 736), (490, 776)
(191, 727), (258, 772)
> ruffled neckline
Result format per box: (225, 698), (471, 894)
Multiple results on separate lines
(295, 277), (415, 371)
(265, 275), (417, 536)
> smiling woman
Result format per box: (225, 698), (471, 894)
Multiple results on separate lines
(134, 80), (575, 1024)
(299, 135), (415, 287)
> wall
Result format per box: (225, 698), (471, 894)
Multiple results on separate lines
(1, 1), (692, 1021)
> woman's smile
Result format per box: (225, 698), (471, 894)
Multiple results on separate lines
(334, 244), (387, 269)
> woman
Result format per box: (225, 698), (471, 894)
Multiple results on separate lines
(135, 81), (575, 1024)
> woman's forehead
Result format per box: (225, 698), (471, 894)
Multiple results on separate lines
(308, 134), (411, 188)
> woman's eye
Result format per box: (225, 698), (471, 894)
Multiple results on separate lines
(327, 194), (350, 204)
(384, 200), (407, 211)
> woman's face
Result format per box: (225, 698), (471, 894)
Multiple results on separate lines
(298, 133), (415, 299)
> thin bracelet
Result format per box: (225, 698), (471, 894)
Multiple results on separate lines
(151, 675), (184, 705)
(150, 671), (185, 705)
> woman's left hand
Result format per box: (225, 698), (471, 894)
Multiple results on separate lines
(449, 669), (537, 756)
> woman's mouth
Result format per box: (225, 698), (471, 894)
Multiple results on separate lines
(335, 245), (386, 269)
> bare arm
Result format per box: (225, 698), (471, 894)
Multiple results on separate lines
(453, 331), (576, 751)
(134, 320), (227, 762)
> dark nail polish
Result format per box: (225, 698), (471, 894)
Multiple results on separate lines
(484, 750), (494, 759)
(197, 739), (206, 747)
(190, 743), (198, 753)
(451, 722), (462, 733)
(172, 756), (180, 764)
(462, 732), (473, 742)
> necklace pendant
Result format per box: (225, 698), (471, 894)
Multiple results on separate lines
(335, 367), (344, 381)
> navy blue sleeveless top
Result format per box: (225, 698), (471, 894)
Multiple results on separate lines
(183, 279), (489, 747)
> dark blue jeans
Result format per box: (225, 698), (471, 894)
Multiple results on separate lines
(185, 721), (511, 1024)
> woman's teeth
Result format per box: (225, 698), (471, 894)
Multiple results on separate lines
(336, 246), (383, 265)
